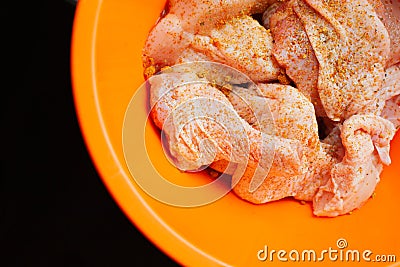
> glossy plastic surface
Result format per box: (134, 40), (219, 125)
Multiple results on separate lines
(71, 1), (400, 266)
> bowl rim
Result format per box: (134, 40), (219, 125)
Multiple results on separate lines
(70, 1), (228, 266)
(70, 1), (400, 267)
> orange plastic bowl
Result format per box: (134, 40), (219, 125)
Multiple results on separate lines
(71, 1), (400, 266)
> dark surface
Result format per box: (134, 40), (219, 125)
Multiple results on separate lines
(2, 1), (179, 266)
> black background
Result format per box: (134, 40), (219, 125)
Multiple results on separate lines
(2, 1), (179, 266)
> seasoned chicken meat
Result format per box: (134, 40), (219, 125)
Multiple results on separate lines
(168, 0), (280, 34)
(369, 0), (400, 67)
(268, 0), (325, 116)
(149, 72), (307, 175)
(294, 0), (390, 121)
(313, 115), (395, 217)
(142, 0), (400, 217)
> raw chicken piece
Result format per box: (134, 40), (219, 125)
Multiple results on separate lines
(144, 14), (282, 82)
(380, 64), (400, 130)
(149, 72), (307, 176)
(143, 0), (399, 217)
(142, 14), (192, 75)
(225, 83), (344, 203)
(224, 83), (321, 202)
(191, 15), (282, 82)
(362, 63), (400, 115)
(294, 0), (390, 121)
(225, 83), (320, 156)
(381, 0), (400, 67)
(268, 0), (325, 116)
(313, 115), (395, 217)
(369, 0), (400, 67)
(292, 124), (345, 201)
(212, 85), (396, 214)
(168, 0), (280, 35)
(381, 95), (400, 129)
(256, 83), (320, 151)
(232, 163), (304, 203)
(293, 144), (336, 201)
(294, 125), (347, 201)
